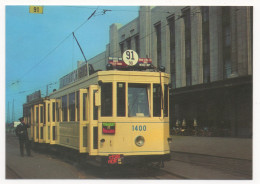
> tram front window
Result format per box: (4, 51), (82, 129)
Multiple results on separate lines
(128, 84), (150, 117)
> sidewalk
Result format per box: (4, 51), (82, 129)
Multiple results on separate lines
(170, 135), (252, 160)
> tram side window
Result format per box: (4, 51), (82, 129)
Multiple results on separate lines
(52, 102), (55, 122)
(128, 84), (150, 117)
(153, 84), (162, 117)
(48, 103), (50, 122)
(62, 95), (68, 121)
(83, 93), (88, 121)
(28, 109), (31, 124)
(164, 84), (169, 117)
(101, 83), (112, 117)
(69, 92), (75, 121)
(76, 91), (80, 121)
(31, 107), (34, 125)
(40, 106), (44, 123)
(36, 107), (39, 123)
(93, 90), (98, 120)
(56, 98), (60, 122)
(117, 83), (126, 117)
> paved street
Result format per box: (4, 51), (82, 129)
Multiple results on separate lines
(6, 132), (252, 179)
(6, 133), (91, 179)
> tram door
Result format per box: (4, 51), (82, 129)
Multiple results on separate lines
(45, 99), (56, 144)
(79, 89), (88, 153)
(88, 85), (99, 155)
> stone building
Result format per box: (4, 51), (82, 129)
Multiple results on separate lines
(88, 6), (253, 137)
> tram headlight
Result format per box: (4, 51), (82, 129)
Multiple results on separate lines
(135, 136), (145, 147)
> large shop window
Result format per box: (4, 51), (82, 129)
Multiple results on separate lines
(153, 84), (161, 117)
(128, 84), (150, 117)
(101, 83), (113, 117)
(168, 16), (176, 89)
(155, 23), (162, 68)
(62, 95), (67, 121)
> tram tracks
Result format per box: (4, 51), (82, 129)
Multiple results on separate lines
(171, 151), (252, 179)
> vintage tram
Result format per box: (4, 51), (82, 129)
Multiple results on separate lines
(23, 51), (171, 166)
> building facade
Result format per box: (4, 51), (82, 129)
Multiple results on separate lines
(87, 6), (253, 137)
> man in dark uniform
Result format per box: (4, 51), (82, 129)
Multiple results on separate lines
(15, 117), (32, 157)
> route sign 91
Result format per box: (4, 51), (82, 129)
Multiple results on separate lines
(123, 50), (139, 66)
(29, 6), (43, 14)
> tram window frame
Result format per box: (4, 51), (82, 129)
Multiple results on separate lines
(153, 84), (162, 117)
(62, 95), (68, 122)
(83, 93), (88, 121)
(101, 83), (113, 117)
(128, 83), (151, 117)
(164, 84), (169, 117)
(69, 92), (76, 121)
(117, 82), (126, 117)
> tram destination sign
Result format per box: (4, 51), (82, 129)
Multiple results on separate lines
(27, 90), (41, 102)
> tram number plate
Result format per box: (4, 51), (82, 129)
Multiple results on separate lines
(108, 154), (124, 164)
(132, 125), (147, 131)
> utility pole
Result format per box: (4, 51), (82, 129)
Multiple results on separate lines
(46, 82), (56, 96)
(46, 84), (49, 96)
(12, 99), (15, 122)
(7, 101), (10, 123)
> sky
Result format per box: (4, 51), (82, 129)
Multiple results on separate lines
(5, 5), (139, 122)
(3, 0), (259, 124)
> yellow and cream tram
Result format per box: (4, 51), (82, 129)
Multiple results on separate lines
(23, 51), (171, 166)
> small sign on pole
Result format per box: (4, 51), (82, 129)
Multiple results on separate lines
(29, 6), (43, 14)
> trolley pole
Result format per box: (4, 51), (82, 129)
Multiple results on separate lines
(72, 32), (89, 76)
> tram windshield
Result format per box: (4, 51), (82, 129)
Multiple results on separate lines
(128, 84), (150, 117)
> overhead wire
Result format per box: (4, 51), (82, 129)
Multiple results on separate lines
(8, 6), (248, 90)
(6, 6), (251, 121)
(10, 7), (101, 86)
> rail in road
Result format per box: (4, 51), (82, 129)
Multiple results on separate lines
(171, 151), (252, 178)
(5, 133), (183, 179)
(6, 133), (251, 179)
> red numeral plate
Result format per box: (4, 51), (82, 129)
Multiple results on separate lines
(108, 154), (123, 164)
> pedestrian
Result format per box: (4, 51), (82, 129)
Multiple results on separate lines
(15, 117), (32, 157)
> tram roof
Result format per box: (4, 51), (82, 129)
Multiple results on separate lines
(49, 70), (170, 98)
